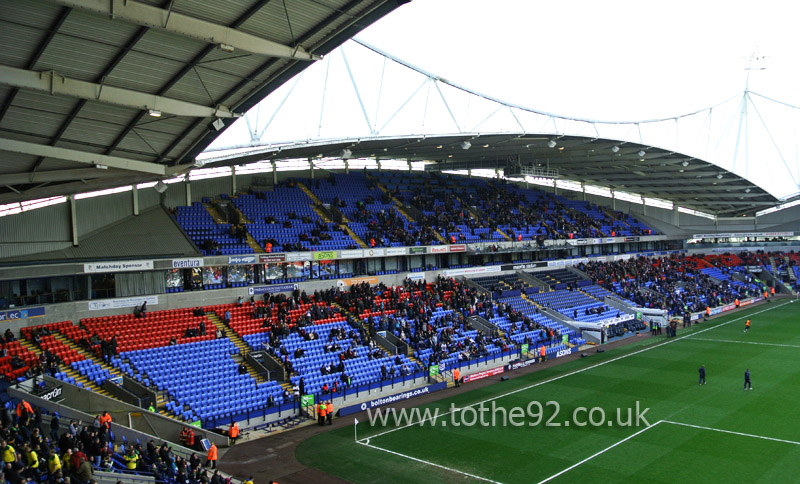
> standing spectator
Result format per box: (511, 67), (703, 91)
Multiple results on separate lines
(204, 443), (217, 469)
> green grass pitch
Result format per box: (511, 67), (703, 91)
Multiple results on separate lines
(296, 300), (800, 483)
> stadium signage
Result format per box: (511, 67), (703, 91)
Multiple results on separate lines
(505, 358), (538, 372)
(88, 295), (158, 311)
(338, 382), (448, 417)
(406, 273), (425, 281)
(38, 386), (63, 402)
(693, 231), (793, 239)
(464, 366), (505, 383)
(408, 247), (427, 254)
(340, 250), (363, 259)
(507, 262), (547, 271)
(449, 244), (466, 253)
(286, 253), (311, 262)
(313, 250), (339, 260)
(0, 307), (45, 322)
(430, 246), (448, 254)
(385, 248), (407, 256)
(444, 266), (501, 277)
(364, 248), (386, 257)
(228, 255), (256, 265)
(84, 260), (153, 273)
(248, 284), (296, 295)
(172, 258), (204, 268)
(556, 348), (573, 358)
(259, 254), (286, 263)
(624, 236), (639, 242)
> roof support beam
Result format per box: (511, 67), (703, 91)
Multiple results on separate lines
(0, 167), (124, 185)
(0, 66), (239, 118)
(53, 0), (320, 60)
(0, 139), (166, 176)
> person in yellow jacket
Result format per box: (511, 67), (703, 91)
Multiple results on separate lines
(205, 442), (217, 469)
(326, 401), (333, 425)
(24, 444), (40, 480)
(1, 440), (15, 464)
(47, 448), (61, 475)
(229, 422), (239, 445)
(317, 402), (326, 426)
(123, 446), (139, 470)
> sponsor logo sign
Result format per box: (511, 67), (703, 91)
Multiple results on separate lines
(88, 295), (158, 311)
(366, 248), (385, 257)
(228, 255), (256, 265)
(259, 254), (286, 263)
(340, 250), (364, 259)
(444, 266), (501, 277)
(449, 244), (466, 253)
(286, 252), (311, 262)
(505, 358), (538, 372)
(464, 366), (505, 383)
(248, 284), (296, 295)
(430, 246), (448, 254)
(624, 236), (640, 242)
(385, 247), (407, 256)
(84, 260), (153, 273)
(38, 386), (63, 402)
(338, 382), (447, 417)
(408, 247), (427, 254)
(313, 250), (339, 260)
(406, 273), (425, 281)
(339, 276), (378, 286)
(172, 258), (204, 268)
(0, 307), (45, 322)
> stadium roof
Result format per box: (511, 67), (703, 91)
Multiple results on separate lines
(0, 0), (408, 204)
(201, 133), (779, 217)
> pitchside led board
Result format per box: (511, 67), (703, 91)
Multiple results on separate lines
(301, 394), (315, 408)
(521, 343), (529, 354)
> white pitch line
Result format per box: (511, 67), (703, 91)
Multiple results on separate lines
(356, 440), (503, 484)
(535, 421), (664, 484)
(364, 300), (791, 442)
(688, 337), (800, 349)
(663, 420), (800, 446)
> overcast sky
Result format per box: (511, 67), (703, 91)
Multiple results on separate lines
(211, 0), (800, 199)
(357, 0), (800, 121)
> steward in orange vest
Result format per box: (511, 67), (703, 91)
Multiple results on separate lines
(229, 422), (239, 444)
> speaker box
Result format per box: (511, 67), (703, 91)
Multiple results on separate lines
(500, 376), (509, 381)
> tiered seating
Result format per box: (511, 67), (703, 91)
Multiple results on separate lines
(36, 335), (85, 365)
(533, 269), (585, 289)
(209, 301), (346, 336)
(0, 341), (38, 380)
(120, 338), (285, 423)
(70, 359), (113, 386)
(304, 173), (430, 247)
(174, 202), (252, 255)
(80, 309), (215, 352)
(528, 290), (614, 323)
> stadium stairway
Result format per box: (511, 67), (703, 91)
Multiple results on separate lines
(20, 337), (106, 395)
(297, 181), (369, 248)
(206, 312), (266, 384)
(370, 176), (450, 245)
(204, 203), (227, 224)
(51, 333), (121, 396)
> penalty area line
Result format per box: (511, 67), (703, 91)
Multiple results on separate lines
(535, 420), (664, 484)
(356, 439), (503, 484)
(687, 337), (800, 349)
(662, 420), (800, 446)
